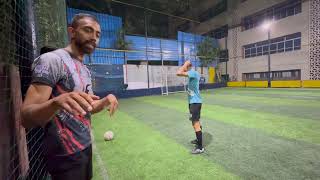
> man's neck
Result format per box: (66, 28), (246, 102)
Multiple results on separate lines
(64, 44), (84, 62)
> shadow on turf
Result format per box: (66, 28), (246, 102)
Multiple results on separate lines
(203, 132), (213, 147)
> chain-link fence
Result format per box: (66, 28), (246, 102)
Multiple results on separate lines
(1, 0), (68, 179)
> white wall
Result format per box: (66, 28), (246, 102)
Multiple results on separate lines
(124, 65), (211, 90)
(123, 65), (149, 89)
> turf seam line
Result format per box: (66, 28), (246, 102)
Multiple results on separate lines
(91, 132), (109, 180)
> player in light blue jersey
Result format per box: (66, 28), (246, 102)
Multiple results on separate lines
(176, 60), (204, 154)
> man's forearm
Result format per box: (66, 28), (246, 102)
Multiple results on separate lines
(91, 98), (108, 114)
(179, 62), (189, 72)
(177, 67), (186, 73)
(21, 99), (59, 128)
(177, 63), (188, 76)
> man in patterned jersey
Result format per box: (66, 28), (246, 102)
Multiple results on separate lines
(21, 14), (118, 180)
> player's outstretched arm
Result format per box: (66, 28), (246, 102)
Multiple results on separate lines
(21, 84), (99, 128)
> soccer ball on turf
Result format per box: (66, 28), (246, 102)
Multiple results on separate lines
(104, 131), (114, 141)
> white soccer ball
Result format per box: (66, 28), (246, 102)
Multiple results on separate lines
(104, 131), (114, 141)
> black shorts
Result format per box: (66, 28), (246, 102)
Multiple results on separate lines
(46, 145), (92, 180)
(189, 103), (202, 121)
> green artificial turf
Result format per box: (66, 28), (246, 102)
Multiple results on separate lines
(91, 88), (320, 180)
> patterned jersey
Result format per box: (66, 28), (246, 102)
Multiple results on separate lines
(32, 49), (93, 156)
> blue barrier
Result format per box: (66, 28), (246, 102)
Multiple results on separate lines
(178, 31), (219, 66)
(67, 8), (123, 65)
(85, 49), (125, 65)
(67, 8), (218, 66)
(87, 64), (125, 92)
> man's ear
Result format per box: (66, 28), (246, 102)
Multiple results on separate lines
(67, 26), (75, 39)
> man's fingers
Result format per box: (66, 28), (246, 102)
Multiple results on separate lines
(90, 94), (100, 100)
(109, 102), (118, 116)
(73, 93), (93, 112)
(67, 98), (86, 115)
(109, 103), (116, 116)
(114, 102), (118, 112)
(79, 92), (100, 103)
(61, 103), (74, 115)
(79, 92), (94, 104)
(109, 105), (114, 116)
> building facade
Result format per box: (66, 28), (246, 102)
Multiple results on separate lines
(171, 0), (320, 82)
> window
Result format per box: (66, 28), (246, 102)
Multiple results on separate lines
(280, 8), (287, 18)
(285, 40), (293, 51)
(265, 9), (274, 20)
(294, 2), (302, 14)
(244, 72), (268, 81)
(270, 43), (277, 54)
(245, 49), (251, 58)
(261, 72), (269, 79)
(293, 70), (300, 78)
(294, 38), (301, 50)
(274, 8), (282, 20)
(219, 49), (229, 62)
(273, 70), (301, 80)
(244, 69), (301, 81)
(221, 74), (229, 82)
(251, 47), (257, 57)
(242, 0), (301, 30)
(204, 25), (228, 39)
(243, 32), (301, 58)
(263, 45), (269, 55)
(253, 73), (260, 79)
(277, 42), (284, 52)
(282, 71), (291, 77)
(257, 46), (263, 56)
(199, 0), (227, 22)
(287, 6), (295, 16)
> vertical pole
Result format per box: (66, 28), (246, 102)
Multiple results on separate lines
(144, 10), (150, 89)
(267, 30), (271, 88)
(160, 39), (164, 95)
(180, 33), (186, 92)
(124, 51), (128, 87)
(225, 30), (228, 82)
(28, 0), (37, 57)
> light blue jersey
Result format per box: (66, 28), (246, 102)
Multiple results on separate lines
(187, 70), (202, 104)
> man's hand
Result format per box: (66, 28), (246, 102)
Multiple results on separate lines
(184, 60), (191, 68)
(91, 94), (119, 116)
(177, 60), (191, 77)
(105, 94), (118, 116)
(52, 92), (100, 116)
(21, 84), (100, 128)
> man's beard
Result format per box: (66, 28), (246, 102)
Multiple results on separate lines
(75, 38), (96, 55)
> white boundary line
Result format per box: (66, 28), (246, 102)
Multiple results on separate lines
(91, 132), (109, 180)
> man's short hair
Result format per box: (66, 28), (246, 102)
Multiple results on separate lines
(70, 13), (99, 28)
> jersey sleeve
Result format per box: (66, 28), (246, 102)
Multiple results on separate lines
(31, 52), (64, 87)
